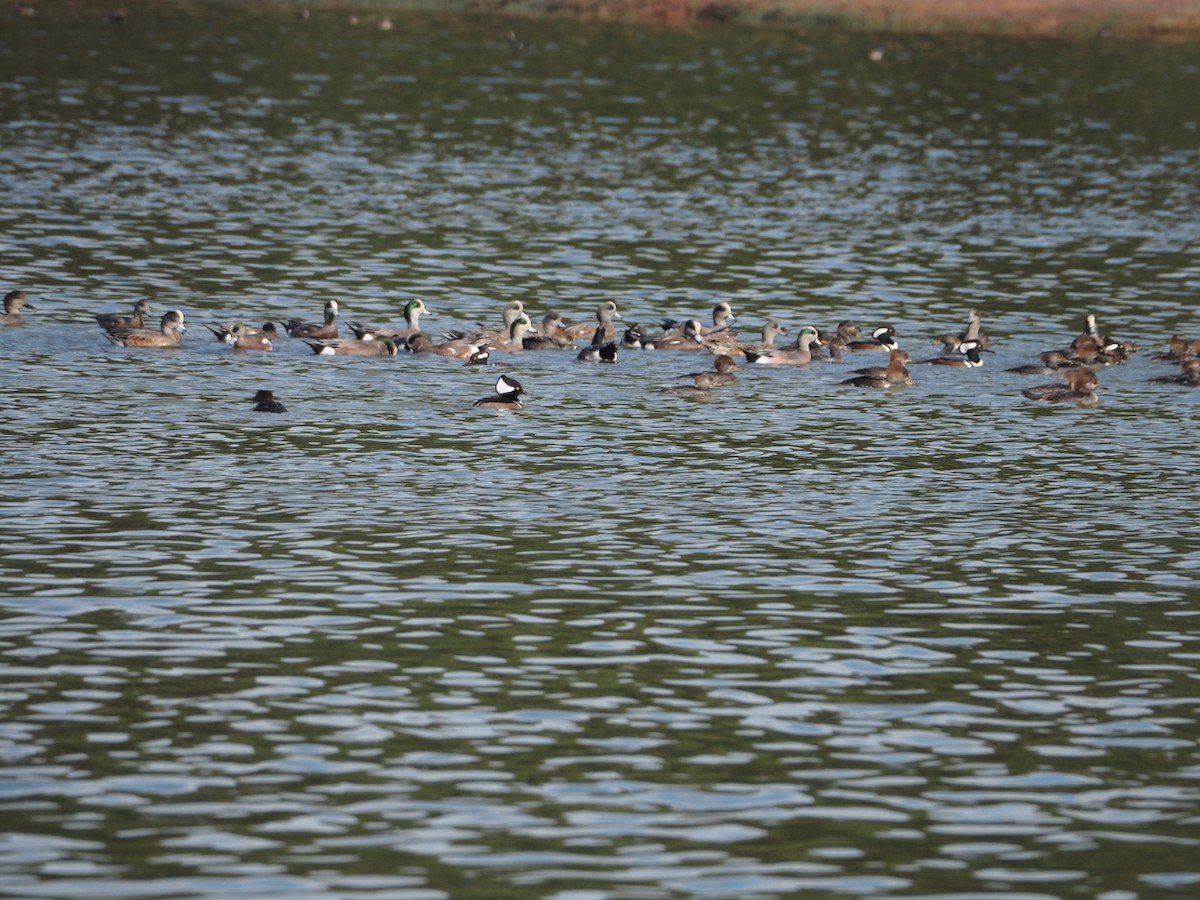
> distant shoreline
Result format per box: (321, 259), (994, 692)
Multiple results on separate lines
(282, 0), (1200, 40)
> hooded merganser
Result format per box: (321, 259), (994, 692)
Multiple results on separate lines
(0, 290), (34, 325)
(840, 351), (914, 388)
(283, 299), (339, 340)
(250, 390), (287, 413)
(846, 325), (899, 352)
(916, 340), (988, 367)
(106, 310), (185, 347)
(1149, 335), (1200, 362)
(1006, 350), (1075, 375)
(1149, 359), (1200, 386)
(850, 348), (911, 377)
(95, 299), (149, 332)
(473, 374), (525, 409)
(576, 325), (618, 362)
(1021, 368), (1099, 404)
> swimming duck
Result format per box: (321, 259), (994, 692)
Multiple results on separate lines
(849, 348), (911, 378)
(840, 351), (914, 388)
(677, 354), (741, 386)
(1149, 335), (1200, 362)
(563, 301), (622, 342)
(1021, 368), (1099, 405)
(407, 331), (484, 358)
(1148, 358), (1200, 386)
(645, 319), (711, 351)
(106, 310), (186, 347)
(524, 311), (576, 350)
(846, 325), (899, 352)
(916, 340), (988, 367)
(208, 322), (278, 350)
(733, 320), (786, 355)
(283, 299), (339, 340)
(576, 325), (618, 362)
(95, 299), (149, 332)
(0, 290), (34, 325)
(935, 308), (990, 352)
(304, 336), (398, 356)
(443, 300), (526, 345)
(347, 299), (429, 341)
(659, 301), (737, 344)
(1006, 350), (1075, 375)
(473, 374), (525, 409)
(250, 389), (287, 413)
(743, 326), (823, 365)
(487, 316), (535, 353)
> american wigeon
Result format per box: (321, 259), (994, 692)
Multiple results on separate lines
(96, 299), (149, 332)
(347, 299), (430, 341)
(743, 326), (823, 364)
(106, 310), (186, 347)
(284, 299), (339, 340)
(935, 308), (990, 352)
(563, 301), (622, 342)
(523, 312), (576, 350)
(407, 331), (482, 358)
(304, 336), (398, 356)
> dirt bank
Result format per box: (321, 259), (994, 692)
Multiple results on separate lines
(354, 0), (1200, 39)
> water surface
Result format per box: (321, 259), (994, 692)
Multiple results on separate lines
(1, 5), (1199, 898)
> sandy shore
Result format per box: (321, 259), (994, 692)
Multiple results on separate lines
(337, 0), (1200, 39)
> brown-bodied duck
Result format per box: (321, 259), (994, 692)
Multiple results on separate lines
(406, 331), (483, 358)
(347, 299), (430, 341)
(743, 326), (823, 365)
(524, 311), (576, 350)
(564, 301), (622, 342)
(96, 299), (149, 332)
(283, 299), (339, 340)
(1006, 349), (1076, 375)
(935, 308), (990, 352)
(1, 290), (34, 326)
(106, 310), (186, 347)
(1149, 358), (1200, 386)
(305, 336), (398, 356)
(841, 351), (914, 388)
(1021, 367), (1100, 405)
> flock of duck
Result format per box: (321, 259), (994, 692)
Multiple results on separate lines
(3, 288), (1198, 411)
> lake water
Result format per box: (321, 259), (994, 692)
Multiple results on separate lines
(2, 4), (1199, 898)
